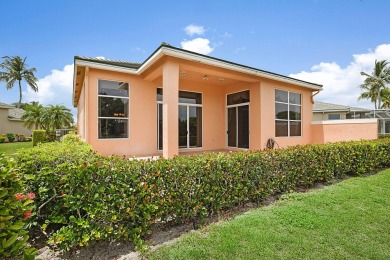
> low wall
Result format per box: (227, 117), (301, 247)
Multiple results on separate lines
(311, 119), (378, 144)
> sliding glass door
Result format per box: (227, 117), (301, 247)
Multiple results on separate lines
(157, 89), (202, 150)
(227, 91), (249, 149)
(179, 105), (202, 148)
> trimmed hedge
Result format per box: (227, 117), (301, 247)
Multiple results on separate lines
(0, 155), (37, 259)
(32, 130), (46, 146)
(16, 137), (390, 251)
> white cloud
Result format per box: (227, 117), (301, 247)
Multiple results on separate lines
(289, 44), (390, 109)
(235, 47), (246, 53)
(95, 56), (105, 60)
(221, 32), (233, 38)
(24, 64), (75, 114)
(184, 24), (205, 36)
(180, 38), (214, 55)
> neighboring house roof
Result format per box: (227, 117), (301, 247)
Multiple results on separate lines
(313, 101), (371, 113)
(8, 108), (25, 121)
(73, 42), (323, 106)
(0, 102), (15, 109)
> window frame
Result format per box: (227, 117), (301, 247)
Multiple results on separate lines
(275, 89), (302, 138)
(97, 79), (130, 140)
(328, 113), (341, 120)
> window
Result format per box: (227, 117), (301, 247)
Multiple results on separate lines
(98, 80), (129, 139)
(275, 89), (301, 137)
(328, 114), (341, 120)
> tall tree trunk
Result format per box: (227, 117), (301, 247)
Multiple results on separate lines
(18, 80), (22, 108)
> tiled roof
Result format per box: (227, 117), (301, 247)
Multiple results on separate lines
(8, 108), (25, 120)
(74, 42), (322, 90)
(0, 102), (15, 109)
(313, 101), (370, 112)
(75, 56), (141, 69)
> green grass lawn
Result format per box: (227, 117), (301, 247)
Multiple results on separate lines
(149, 169), (390, 260)
(0, 142), (32, 156)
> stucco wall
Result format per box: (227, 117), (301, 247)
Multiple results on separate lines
(77, 84), (86, 140)
(311, 119), (378, 144)
(79, 62), (318, 157)
(260, 79), (314, 149)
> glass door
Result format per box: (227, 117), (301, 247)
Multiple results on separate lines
(227, 107), (237, 147)
(237, 105), (249, 148)
(227, 91), (250, 149)
(179, 105), (188, 148)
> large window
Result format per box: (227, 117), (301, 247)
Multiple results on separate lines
(275, 89), (301, 137)
(98, 80), (129, 139)
(157, 88), (202, 150)
(328, 114), (341, 120)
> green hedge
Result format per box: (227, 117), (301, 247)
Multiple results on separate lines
(0, 155), (37, 259)
(32, 130), (46, 146)
(16, 137), (390, 251)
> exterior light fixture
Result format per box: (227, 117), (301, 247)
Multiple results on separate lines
(218, 78), (225, 82)
(180, 71), (187, 76)
(203, 75), (208, 80)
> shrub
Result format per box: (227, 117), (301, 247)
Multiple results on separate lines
(32, 130), (46, 146)
(16, 134), (26, 142)
(45, 131), (56, 142)
(24, 137), (32, 142)
(6, 133), (16, 142)
(16, 139), (390, 251)
(0, 155), (37, 259)
(378, 134), (390, 139)
(60, 132), (82, 144)
(0, 137), (5, 143)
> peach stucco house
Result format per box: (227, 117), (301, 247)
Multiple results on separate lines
(73, 43), (378, 158)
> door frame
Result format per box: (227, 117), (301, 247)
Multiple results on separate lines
(226, 90), (250, 149)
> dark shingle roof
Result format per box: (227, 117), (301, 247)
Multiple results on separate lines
(75, 42), (322, 89)
(74, 56), (141, 69)
(313, 101), (370, 112)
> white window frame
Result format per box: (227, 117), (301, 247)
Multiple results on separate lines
(275, 89), (302, 137)
(97, 79), (130, 140)
(328, 113), (341, 120)
(225, 89), (250, 149)
(156, 88), (203, 150)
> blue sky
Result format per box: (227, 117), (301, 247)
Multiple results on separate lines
(1, 0), (390, 113)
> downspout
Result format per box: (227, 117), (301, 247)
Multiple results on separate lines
(311, 90), (320, 104)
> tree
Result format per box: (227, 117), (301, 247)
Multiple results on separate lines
(41, 104), (74, 131)
(0, 56), (38, 108)
(359, 60), (390, 109)
(21, 102), (44, 130)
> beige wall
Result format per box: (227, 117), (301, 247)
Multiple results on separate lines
(0, 108), (32, 136)
(311, 119), (378, 144)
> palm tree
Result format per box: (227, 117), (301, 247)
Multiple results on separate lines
(21, 102), (44, 130)
(0, 56), (38, 108)
(359, 60), (390, 109)
(41, 104), (74, 131)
